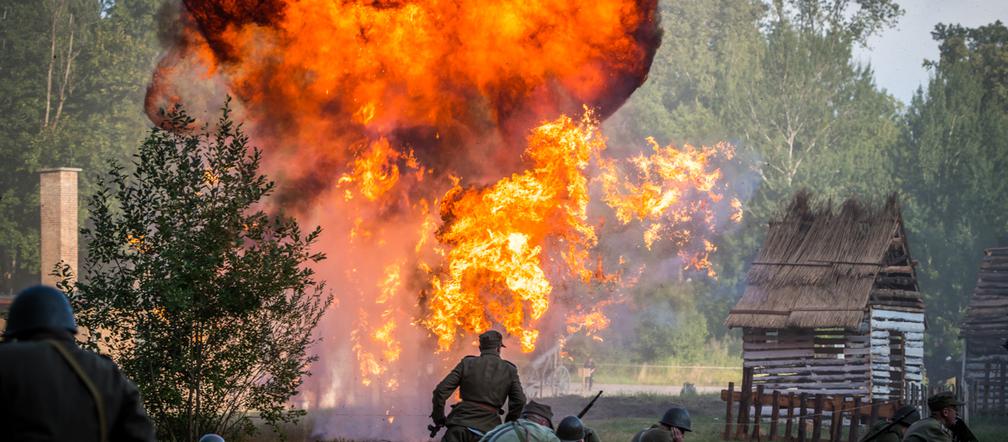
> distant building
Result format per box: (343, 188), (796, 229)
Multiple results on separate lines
(725, 191), (925, 400)
(962, 247), (1008, 415)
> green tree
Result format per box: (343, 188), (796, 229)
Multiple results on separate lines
(0, 0), (160, 293)
(898, 21), (1008, 379)
(64, 103), (332, 441)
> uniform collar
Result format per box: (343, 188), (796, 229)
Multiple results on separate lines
(480, 348), (501, 357)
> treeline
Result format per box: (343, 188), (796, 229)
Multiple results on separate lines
(1, 1), (1005, 380)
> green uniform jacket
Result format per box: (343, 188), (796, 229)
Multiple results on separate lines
(480, 418), (561, 442)
(433, 349), (527, 432)
(858, 420), (903, 442)
(631, 424), (674, 442)
(0, 338), (155, 441)
(903, 417), (952, 442)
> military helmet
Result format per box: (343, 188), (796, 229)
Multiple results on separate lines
(659, 405), (692, 432)
(198, 434), (225, 442)
(556, 415), (585, 442)
(892, 405), (920, 426)
(4, 285), (77, 338)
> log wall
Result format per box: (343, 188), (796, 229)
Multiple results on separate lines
(869, 308), (925, 400)
(743, 327), (871, 396)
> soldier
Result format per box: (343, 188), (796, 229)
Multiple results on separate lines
(556, 415), (601, 442)
(479, 401), (559, 442)
(0, 285), (155, 441)
(903, 392), (974, 442)
(631, 405), (692, 442)
(432, 330), (527, 442)
(858, 405), (919, 442)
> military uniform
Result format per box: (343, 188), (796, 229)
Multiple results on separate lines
(0, 338), (154, 441)
(433, 331), (527, 442)
(902, 417), (952, 442)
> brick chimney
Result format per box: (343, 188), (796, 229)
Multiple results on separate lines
(39, 167), (81, 285)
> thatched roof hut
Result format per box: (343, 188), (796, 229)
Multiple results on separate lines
(726, 192), (922, 330)
(726, 192), (925, 399)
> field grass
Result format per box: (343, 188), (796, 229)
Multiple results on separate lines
(590, 364), (741, 386)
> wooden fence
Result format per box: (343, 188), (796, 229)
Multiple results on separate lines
(719, 368), (945, 442)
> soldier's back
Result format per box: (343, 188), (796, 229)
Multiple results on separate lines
(902, 417), (951, 442)
(631, 425), (674, 442)
(858, 420), (902, 442)
(0, 339), (155, 441)
(458, 353), (519, 405)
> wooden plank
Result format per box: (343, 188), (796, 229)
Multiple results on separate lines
(769, 390), (781, 441)
(745, 349), (817, 360)
(848, 396), (861, 442)
(985, 362), (992, 413)
(869, 399), (879, 426)
(725, 382), (735, 439)
(1001, 360), (1006, 416)
(752, 384), (764, 441)
(798, 393), (808, 442)
(812, 394), (824, 442)
(870, 320), (925, 333)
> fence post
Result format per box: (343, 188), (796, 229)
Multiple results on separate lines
(995, 357), (1003, 415)
(848, 396), (861, 442)
(811, 394), (824, 442)
(985, 362), (992, 415)
(829, 396), (843, 442)
(868, 399), (879, 427)
(725, 382), (735, 440)
(752, 385), (764, 441)
(770, 390), (781, 441)
(738, 367), (753, 440)
(798, 393), (808, 442)
(786, 392), (796, 441)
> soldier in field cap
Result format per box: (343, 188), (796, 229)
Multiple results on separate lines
(432, 330), (527, 442)
(903, 391), (976, 442)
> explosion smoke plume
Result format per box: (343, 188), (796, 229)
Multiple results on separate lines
(146, 0), (739, 438)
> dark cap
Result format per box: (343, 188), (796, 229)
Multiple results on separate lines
(521, 400), (554, 428)
(4, 285), (77, 338)
(479, 330), (506, 349)
(892, 405), (920, 425)
(927, 392), (964, 413)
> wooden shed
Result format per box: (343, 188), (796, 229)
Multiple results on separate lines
(725, 192), (925, 401)
(962, 247), (1008, 414)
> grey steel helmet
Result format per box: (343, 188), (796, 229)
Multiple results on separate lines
(198, 434), (224, 442)
(659, 405), (692, 432)
(556, 415), (586, 442)
(4, 285), (77, 338)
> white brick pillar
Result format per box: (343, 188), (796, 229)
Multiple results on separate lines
(39, 167), (81, 285)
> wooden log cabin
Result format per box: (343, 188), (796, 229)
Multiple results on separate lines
(962, 247), (1008, 414)
(725, 192), (925, 401)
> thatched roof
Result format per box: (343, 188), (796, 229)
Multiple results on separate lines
(725, 191), (910, 330)
(963, 247), (1008, 349)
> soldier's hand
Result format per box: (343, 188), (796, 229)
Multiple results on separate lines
(670, 427), (684, 442)
(432, 413), (446, 427)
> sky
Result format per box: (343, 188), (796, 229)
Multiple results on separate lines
(854, 0), (1008, 104)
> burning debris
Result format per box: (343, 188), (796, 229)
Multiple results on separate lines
(145, 0), (740, 436)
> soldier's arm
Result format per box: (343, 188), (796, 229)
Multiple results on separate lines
(585, 426), (601, 442)
(432, 360), (465, 423)
(504, 363), (526, 422)
(109, 364), (156, 442)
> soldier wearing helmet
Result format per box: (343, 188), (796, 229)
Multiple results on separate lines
(556, 415), (601, 442)
(0, 285), (155, 441)
(857, 405), (919, 442)
(631, 405), (692, 442)
(432, 330), (527, 442)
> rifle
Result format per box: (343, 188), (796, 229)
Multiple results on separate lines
(577, 390), (604, 419)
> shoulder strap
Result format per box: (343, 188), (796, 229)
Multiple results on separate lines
(46, 339), (108, 442)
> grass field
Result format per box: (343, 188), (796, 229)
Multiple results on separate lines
(255, 393), (1006, 441)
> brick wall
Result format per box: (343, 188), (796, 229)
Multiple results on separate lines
(39, 168), (81, 286)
